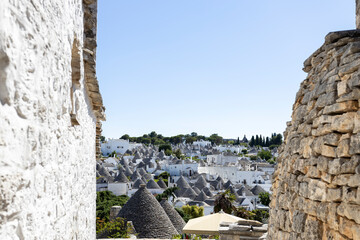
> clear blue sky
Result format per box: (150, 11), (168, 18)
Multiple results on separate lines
(97, 1), (355, 139)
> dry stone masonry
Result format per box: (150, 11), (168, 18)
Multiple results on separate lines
(0, 0), (104, 239)
(268, 12), (360, 240)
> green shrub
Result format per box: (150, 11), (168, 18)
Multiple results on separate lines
(96, 191), (129, 222)
(96, 217), (131, 238)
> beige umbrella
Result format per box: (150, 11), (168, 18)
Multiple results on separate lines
(182, 211), (244, 235)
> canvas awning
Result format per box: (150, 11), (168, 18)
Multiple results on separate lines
(182, 212), (244, 235)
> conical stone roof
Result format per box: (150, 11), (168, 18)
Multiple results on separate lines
(146, 179), (161, 189)
(98, 165), (114, 182)
(157, 179), (167, 189)
(216, 176), (225, 184)
(114, 171), (129, 183)
(176, 176), (190, 189)
(224, 180), (233, 189)
(118, 186), (178, 238)
(133, 178), (145, 189)
(251, 185), (267, 195)
(194, 175), (207, 189)
(237, 186), (254, 196)
(182, 188), (197, 199)
(130, 170), (142, 181)
(192, 186), (201, 195)
(160, 199), (186, 234)
(124, 166), (133, 177)
(143, 173), (152, 181)
(203, 187), (214, 197)
(138, 168), (147, 176)
(194, 190), (208, 202)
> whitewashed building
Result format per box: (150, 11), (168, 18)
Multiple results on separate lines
(206, 154), (238, 165)
(161, 160), (198, 176)
(198, 166), (265, 185)
(193, 139), (212, 147)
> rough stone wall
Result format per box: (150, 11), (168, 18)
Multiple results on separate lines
(268, 30), (360, 240)
(0, 0), (103, 239)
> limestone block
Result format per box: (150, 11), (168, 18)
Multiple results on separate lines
(336, 137), (351, 158)
(341, 42), (360, 59)
(321, 145), (336, 158)
(300, 137), (314, 158)
(321, 172), (333, 184)
(336, 87), (360, 103)
(337, 81), (349, 96)
(331, 112), (356, 133)
(308, 179), (328, 201)
(299, 182), (309, 198)
(348, 73), (360, 88)
(313, 124), (333, 137)
(353, 111), (360, 133)
(327, 188), (342, 202)
(315, 91), (336, 109)
(333, 174), (360, 187)
(342, 186), (358, 204)
(327, 203), (340, 231)
(291, 211), (306, 233)
(303, 216), (322, 240)
(340, 155), (360, 174)
(317, 156), (330, 172)
(306, 166), (321, 179)
(349, 133), (360, 154)
(323, 133), (341, 146)
(313, 115), (333, 128)
(323, 101), (358, 115)
(339, 217), (356, 239)
(338, 58), (360, 77)
(328, 158), (347, 175)
(337, 202), (360, 224)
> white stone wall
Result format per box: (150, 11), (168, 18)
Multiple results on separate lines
(0, 0), (98, 239)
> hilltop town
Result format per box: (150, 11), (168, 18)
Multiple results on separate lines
(95, 132), (279, 237)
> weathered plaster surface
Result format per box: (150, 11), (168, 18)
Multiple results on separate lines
(0, 0), (102, 238)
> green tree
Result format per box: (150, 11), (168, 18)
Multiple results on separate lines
(156, 186), (178, 201)
(259, 192), (271, 206)
(158, 171), (170, 180)
(109, 151), (117, 157)
(251, 209), (269, 223)
(149, 131), (157, 138)
(234, 207), (255, 219)
(96, 191), (129, 222)
(249, 136), (255, 146)
(191, 132), (198, 137)
(159, 144), (172, 152)
(96, 217), (132, 238)
(175, 208), (191, 222)
(120, 134), (130, 140)
(257, 150), (272, 160)
(185, 136), (197, 144)
(209, 134), (223, 145)
(214, 190), (236, 214)
(100, 136), (106, 142)
(241, 149), (248, 154)
(182, 205), (204, 219)
(174, 149), (183, 159)
(165, 149), (172, 156)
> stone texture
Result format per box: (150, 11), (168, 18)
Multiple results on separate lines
(0, 0), (104, 239)
(268, 29), (360, 239)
